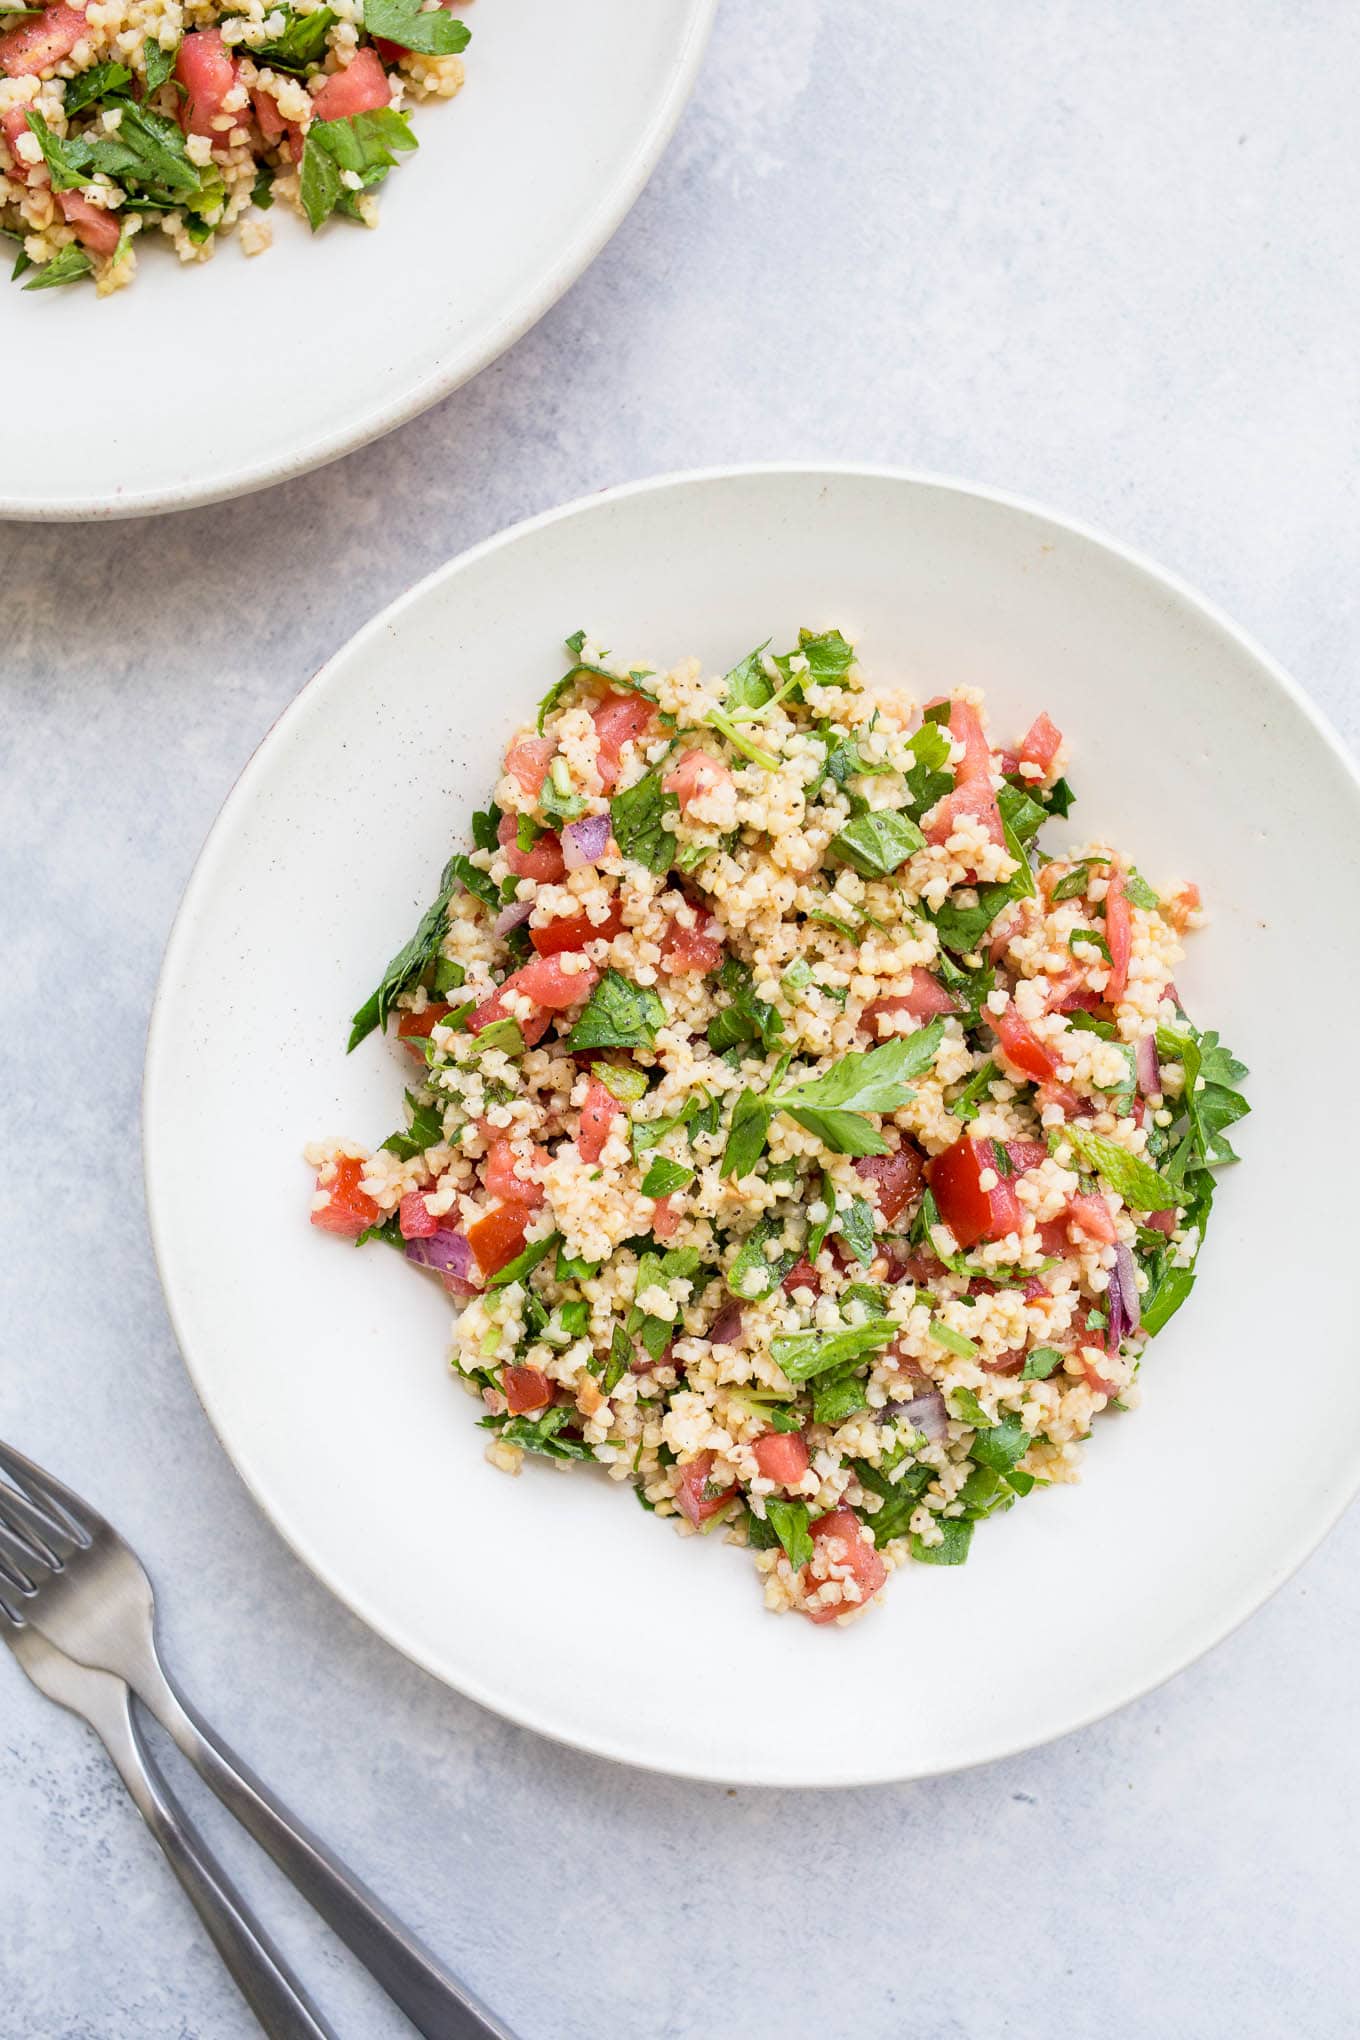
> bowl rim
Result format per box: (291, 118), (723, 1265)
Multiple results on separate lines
(2, 0), (718, 523)
(143, 460), (1360, 1784)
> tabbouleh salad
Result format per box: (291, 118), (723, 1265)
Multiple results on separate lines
(307, 628), (1249, 1626)
(0, 0), (468, 292)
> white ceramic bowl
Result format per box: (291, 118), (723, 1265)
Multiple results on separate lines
(1, 0), (714, 520)
(144, 465), (1360, 1785)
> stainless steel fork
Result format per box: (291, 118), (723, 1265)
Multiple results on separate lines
(3, 1616), (339, 2039)
(0, 1440), (512, 2040)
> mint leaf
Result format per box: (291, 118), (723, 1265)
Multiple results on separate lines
(640, 1156), (693, 1199)
(830, 807), (925, 879)
(1059, 1125), (1179, 1212)
(721, 1088), (771, 1181)
(726, 1216), (794, 1302)
(1020, 1345), (1064, 1381)
(909, 1517), (974, 1565)
(610, 764), (676, 874)
(763, 1497), (814, 1568)
(772, 1318), (899, 1384)
(22, 242), (93, 290)
(566, 969), (665, 1051)
(348, 850), (464, 1049)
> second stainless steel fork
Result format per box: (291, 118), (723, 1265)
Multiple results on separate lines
(0, 1439), (512, 2040)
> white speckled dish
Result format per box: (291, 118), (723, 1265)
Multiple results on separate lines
(2, 0), (715, 520)
(144, 465), (1360, 1785)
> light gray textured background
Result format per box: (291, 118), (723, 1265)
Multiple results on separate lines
(5, 4), (1360, 2035)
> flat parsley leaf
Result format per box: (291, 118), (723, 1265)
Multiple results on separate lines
(255, 6), (336, 69)
(768, 1021), (944, 1158)
(609, 763), (677, 874)
(300, 106), (416, 231)
(363, 0), (468, 51)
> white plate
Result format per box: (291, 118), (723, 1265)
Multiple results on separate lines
(2, 0), (714, 520)
(144, 465), (1360, 1786)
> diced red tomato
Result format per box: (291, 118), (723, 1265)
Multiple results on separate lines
(923, 698), (1004, 849)
(854, 1138), (925, 1225)
(512, 955), (599, 1009)
(632, 1336), (674, 1375)
(252, 86), (285, 140)
(925, 1137), (1021, 1251)
(1164, 882), (1201, 934)
(1019, 711), (1062, 773)
(530, 898), (624, 956)
(0, 2), (86, 78)
(505, 737), (554, 797)
(1078, 1351), (1119, 1397)
(1042, 965), (1100, 1015)
(660, 912), (724, 976)
(310, 45), (390, 122)
(782, 1257), (822, 1297)
(175, 28), (239, 138)
(802, 1509), (888, 1624)
(986, 1005), (1062, 1084)
(989, 905), (1026, 965)
(590, 692), (653, 791)
(310, 1154), (379, 1237)
(1066, 1193), (1117, 1243)
(984, 1346), (1029, 1375)
(650, 1195), (680, 1240)
(1004, 1138), (1050, 1175)
(484, 1139), (546, 1209)
(502, 1365), (552, 1415)
(465, 1203), (529, 1280)
(496, 812), (565, 883)
(396, 1003), (453, 1054)
(675, 1450), (731, 1527)
(1036, 1080), (1087, 1120)
(398, 1192), (438, 1239)
(662, 747), (733, 812)
(1104, 870), (1131, 1002)
(2, 104), (32, 178)
(578, 1076), (622, 1163)
(753, 1431), (810, 1485)
(861, 973), (957, 1039)
(250, 89), (303, 159)
(467, 957), (599, 1049)
(56, 188), (118, 255)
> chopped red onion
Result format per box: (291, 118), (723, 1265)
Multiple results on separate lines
(406, 1227), (479, 1297)
(885, 1389), (948, 1442)
(562, 814), (612, 870)
(707, 1303), (744, 1346)
(1112, 1241), (1141, 1335)
(494, 898), (534, 939)
(1136, 1033), (1161, 1098)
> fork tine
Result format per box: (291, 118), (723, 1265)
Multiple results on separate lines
(0, 1475), (76, 1566)
(0, 1586), (23, 1628)
(0, 1540), (37, 1597)
(0, 1440), (97, 1547)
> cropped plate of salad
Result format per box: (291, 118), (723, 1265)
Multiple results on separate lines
(0, 0), (469, 292)
(307, 627), (1248, 1626)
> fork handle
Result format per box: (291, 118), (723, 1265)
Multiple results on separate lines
(86, 1682), (339, 2040)
(137, 1663), (511, 2040)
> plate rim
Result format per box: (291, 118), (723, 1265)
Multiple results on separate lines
(2, 0), (718, 523)
(143, 460), (1360, 1785)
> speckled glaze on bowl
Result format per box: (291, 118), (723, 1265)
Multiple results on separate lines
(1, 0), (715, 520)
(144, 465), (1360, 1785)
